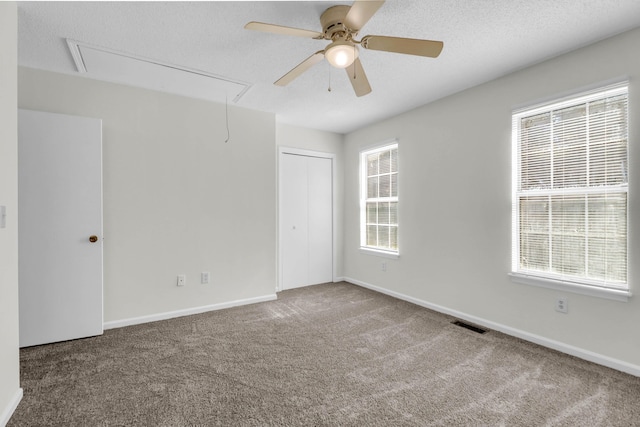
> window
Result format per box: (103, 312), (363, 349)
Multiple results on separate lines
(360, 143), (398, 255)
(512, 83), (628, 295)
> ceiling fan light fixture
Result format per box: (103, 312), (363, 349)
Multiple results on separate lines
(325, 41), (358, 68)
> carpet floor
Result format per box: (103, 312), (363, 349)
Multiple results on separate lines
(8, 282), (640, 426)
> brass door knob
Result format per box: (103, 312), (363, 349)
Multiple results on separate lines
(89, 235), (99, 243)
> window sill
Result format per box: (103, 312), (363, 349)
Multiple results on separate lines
(509, 272), (631, 302)
(359, 247), (399, 260)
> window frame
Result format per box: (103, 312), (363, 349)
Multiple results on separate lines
(510, 83), (631, 301)
(359, 141), (399, 258)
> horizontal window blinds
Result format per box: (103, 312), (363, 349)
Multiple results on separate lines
(513, 84), (628, 289)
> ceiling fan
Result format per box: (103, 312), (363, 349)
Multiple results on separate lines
(244, 0), (443, 97)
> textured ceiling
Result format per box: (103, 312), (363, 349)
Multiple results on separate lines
(17, 1), (640, 134)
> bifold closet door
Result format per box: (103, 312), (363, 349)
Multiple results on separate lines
(280, 153), (332, 290)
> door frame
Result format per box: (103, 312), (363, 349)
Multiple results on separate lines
(277, 146), (336, 292)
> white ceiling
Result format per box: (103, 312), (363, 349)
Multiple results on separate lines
(17, 1), (640, 134)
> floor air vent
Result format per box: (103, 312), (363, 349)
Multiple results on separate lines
(452, 320), (487, 334)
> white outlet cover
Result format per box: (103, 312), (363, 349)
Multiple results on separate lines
(555, 297), (568, 313)
(201, 272), (210, 284)
(177, 275), (186, 286)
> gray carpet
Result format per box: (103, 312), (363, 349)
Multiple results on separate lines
(9, 282), (640, 426)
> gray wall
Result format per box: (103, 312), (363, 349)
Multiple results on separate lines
(19, 68), (277, 324)
(343, 27), (640, 372)
(0, 1), (22, 423)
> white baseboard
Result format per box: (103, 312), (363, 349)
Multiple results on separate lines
(103, 294), (277, 330)
(1, 388), (23, 427)
(344, 277), (640, 377)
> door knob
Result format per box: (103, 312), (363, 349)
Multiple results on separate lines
(89, 235), (99, 243)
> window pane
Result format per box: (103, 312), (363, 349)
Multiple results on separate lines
(553, 105), (586, 146)
(552, 235), (585, 276)
(378, 202), (389, 224)
(551, 195), (585, 235)
(552, 105), (587, 189)
(520, 233), (549, 272)
(588, 237), (626, 283)
(389, 226), (398, 250)
(520, 113), (551, 190)
(367, 153), (378, 176)
(379, 150), (391, 174)
(520, 196), (548, 233)
(366, 225), (377, 247)
(589, 141), (627, 186)
(553, 144), (586, 188)
(389, 202), (398, 225)
(589, 95), (628, 147)
(378, 226), (390, 249)
(366, 202), (377, 224)
(587, 194), (627, 238)
(379, 174), (391, 198)
(550, 196), (586, 276)
(520, 196), (549, 271)
(367, 176), (378, 198)
(391, 148), (398, 172)
(587, 193), (627, 283)
(391, 173), (398, 197)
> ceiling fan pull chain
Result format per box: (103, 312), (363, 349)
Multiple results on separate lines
(328, 68), (332, 92)
(353, 45), (357, 79)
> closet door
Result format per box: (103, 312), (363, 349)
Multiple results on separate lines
(280, 152), (333, 290)
(307, 156), (333, 285)
(280, 153), (310, 290)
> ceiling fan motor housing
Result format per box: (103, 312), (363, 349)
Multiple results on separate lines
(320, 5), (354, 40)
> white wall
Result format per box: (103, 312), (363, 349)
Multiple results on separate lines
(276, 123), (345, 279)
(19, 68), (277, 324)
(343, 27), (640, 373)
(0, 2), (23, 424)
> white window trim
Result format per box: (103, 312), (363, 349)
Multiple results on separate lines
(509, 273), (630, 302)
(360, 140), (399, 257)
(510, 82), (630, 301)
(359, 247), (400, 259)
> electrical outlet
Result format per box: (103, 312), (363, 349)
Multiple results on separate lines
(201, 272), (210, 284)
(381, 262), (387, 272)
(177, 274), (186, 287)
(555, 297), (568, 313)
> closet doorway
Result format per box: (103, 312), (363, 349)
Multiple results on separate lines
(279, 148), (334, 291)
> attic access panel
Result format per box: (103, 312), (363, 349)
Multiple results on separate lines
(67, 39), (251, 103)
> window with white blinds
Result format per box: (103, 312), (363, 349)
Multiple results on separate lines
(361, 143), (398, 254)
(512, 83), (628, 292)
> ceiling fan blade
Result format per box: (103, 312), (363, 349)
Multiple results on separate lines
(361, 35), (443, 58)
(345, 58), (371, 97)
(275, 51), (325, 86)
(244, 21), (323, 39)
(344, 0), (385, 31)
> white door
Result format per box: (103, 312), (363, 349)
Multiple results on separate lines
(18, 109), (103, 347)
(306, 156), (333, 285)
(280, 152), (333, 290)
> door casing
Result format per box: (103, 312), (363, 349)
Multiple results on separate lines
(278, 147), (336, 292)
